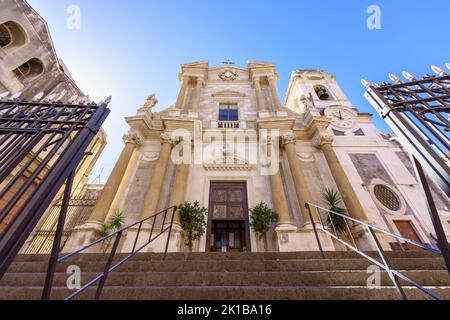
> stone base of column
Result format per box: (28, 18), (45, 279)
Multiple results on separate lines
(275, 223), (335, 252)
(62, 221), (104, 254)
(121, 223), (183, 253)
(258, 112), (271, 118)
(349, 223), (375, 251)
(168, 109), (181, 117)
(276, 111), (288, 117)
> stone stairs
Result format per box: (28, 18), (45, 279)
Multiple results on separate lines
(0, 251), (449, 300)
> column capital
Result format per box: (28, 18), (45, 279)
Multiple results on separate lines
(161, 132), (179, 146)
(281, 132), (297, 147)
(267, 74), (275, 80)
(123, 132), (143, 146)
(312, 131), (334, 149)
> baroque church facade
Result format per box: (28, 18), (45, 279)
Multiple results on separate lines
(63, 61), (450, 254)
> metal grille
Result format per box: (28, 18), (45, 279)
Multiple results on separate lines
(0, 24), (11, 48)
(25, 192), (99, 254)
(363, 66), (450, 275)
(374, 185), (400, 211)
(364, 72), (450, 195)
(0, 94), (110, 278)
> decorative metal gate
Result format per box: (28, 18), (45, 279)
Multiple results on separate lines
(25, 192), (99, 254)
(363, 65), (450, 273)
(0, 93), (110, 280)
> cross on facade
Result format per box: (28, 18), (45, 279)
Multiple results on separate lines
(222, 59), (235, 65)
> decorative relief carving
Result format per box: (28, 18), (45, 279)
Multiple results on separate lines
(218, 70), (238, 81)
(213, 205), (227, 219)
(141, 151), (160, 162)
(228, 189), (243, 202)
(229, 205), (244, 219)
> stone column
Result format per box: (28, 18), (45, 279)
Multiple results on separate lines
(166, 140), (192, 225)
(265, 137), (292, 226)
(314, 133), (368, 222)
(88, 133), (141, 224)
(270, 172), (292, 225)
(175, 77), (189, 110)
(253, 77), (267, 113)
(139, 133), (176, 220)
(281, 133), (317, 225)
(192, 78), (203, 113)
(267, 75), (284, 111)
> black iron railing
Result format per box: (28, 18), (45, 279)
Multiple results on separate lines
(305, 203), (445, 300)
(42, 205), (178, 300)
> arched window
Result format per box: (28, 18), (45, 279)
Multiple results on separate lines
(0, 21), (26, 49)
(13, 58), (44, 82)
(314, 85), (331, 101)
(374, 185), (401, 211)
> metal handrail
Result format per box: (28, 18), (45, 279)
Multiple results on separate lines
(305, 203), (445, 300)
(42, 205), (178, 300)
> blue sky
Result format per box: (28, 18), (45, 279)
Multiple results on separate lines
(27, 0), (450, 182)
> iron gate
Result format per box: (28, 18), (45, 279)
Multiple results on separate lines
(25, 192), (99, 254)
(0, 93), (110, 278)
(363, 66), (450, 273)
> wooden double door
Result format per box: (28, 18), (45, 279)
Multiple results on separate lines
(207, 182), (250, 252)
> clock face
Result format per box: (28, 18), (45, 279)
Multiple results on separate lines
(326, 109), (356, 129)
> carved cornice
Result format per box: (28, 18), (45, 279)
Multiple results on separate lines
(203, 156), (254, 171)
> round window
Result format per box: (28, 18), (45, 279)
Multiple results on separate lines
(374, 185), (401, 211)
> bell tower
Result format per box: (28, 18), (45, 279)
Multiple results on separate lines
(285, 70), (353, 113)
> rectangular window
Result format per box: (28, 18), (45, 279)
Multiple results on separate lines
(219, 104), (238, 122)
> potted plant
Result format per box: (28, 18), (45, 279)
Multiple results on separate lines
(249, 202), (278, 251)
(98, 209), (126, 252)
(322, 188), (349, 235)
(179, 201), (207, 252)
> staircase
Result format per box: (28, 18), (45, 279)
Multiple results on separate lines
(0, 251), (449, 300)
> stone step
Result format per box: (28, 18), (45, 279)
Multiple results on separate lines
(0, 286), (448, 300)
(1, 270), (449, 287)
(12, 251), (439, 262)
(5, 257), (446, 273)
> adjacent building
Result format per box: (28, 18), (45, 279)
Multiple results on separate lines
(0, 0), (107, 252)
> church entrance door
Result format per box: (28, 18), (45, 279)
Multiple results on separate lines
(207, 182), (250, 252)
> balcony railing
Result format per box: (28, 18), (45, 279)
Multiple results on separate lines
(218, 121), (240, 129)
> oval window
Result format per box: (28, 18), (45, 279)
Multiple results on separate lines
(374, 185), (401, 211)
